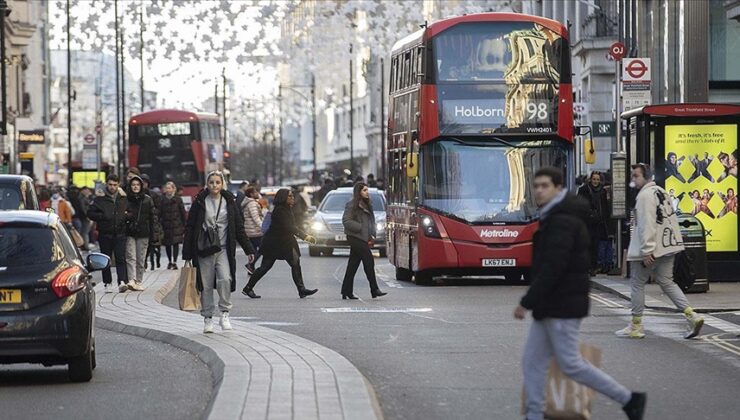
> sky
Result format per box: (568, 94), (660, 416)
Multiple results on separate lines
(49, 0), (288, 109)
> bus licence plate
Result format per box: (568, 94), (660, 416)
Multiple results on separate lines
(335, 234), (347, 241)
(482, 259), (516, 267)
(0, 289), (21, 304)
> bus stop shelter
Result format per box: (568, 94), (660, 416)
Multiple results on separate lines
(620, 103), (740, 281)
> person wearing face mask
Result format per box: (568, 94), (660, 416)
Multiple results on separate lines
(242, 188), (319, 299)
(340, 183), (387, 299)
(515, 167), (646, 420)
(619, 163), (704, 340)
(124, 175), (156, 292)
(183, 171), (256, 334)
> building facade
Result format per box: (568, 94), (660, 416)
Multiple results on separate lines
(1, 0), (51, 179)
(520, 0), (740, 175)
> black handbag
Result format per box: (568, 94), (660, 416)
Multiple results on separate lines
(126, 202), (142, 236)
(197, 197), (223, 257)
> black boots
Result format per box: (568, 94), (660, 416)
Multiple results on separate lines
(299, 288), (318, 298)
(342, 294), (359, 300)
(371, 290), (387, 298)
(623, 392), (647, 420)
(242, 288), (261, 299)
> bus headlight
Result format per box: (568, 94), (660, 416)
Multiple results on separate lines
(420, 215), (441, 238)
(311, 221), (325, 232)
(376, 222), (385, 232)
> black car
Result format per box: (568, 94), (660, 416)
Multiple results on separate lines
(0, 211), (109, 382)
(0, 175), (39, 210)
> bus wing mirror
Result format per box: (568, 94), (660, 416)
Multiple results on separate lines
(578, 126), (596, 165)
(406, 152), (419, 178)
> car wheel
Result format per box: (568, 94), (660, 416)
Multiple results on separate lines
(308, 246), (321, 257)
(414, 271), (433, 286)
(378, 248), (387, 258)
(68, 347), (93, 382)
(321, 248), (334, 256)
(395, 266), (413, 281)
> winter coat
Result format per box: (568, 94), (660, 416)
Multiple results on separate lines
(520, 193), (591, 320)
(627, 182), (685, 261)
(182, 189), (255, 292)
(68, 189), (89, 219)
(242, 197), (264, 238)
(260, 204), (308, 261)
(160, 194), (187, 245)
(87, 189), (128, 236)
(51, 196), (74, 224)
(342, 201), (376, 242)
(577, 183), (610, 239)
(125, 188), (156, 239)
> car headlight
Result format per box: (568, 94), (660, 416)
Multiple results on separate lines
(311, 221), (325, 232)
(376, 222), (385, 231)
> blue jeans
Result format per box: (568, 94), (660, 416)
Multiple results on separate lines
(597, 239), (613, 270)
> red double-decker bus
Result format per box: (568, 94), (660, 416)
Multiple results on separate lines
(386, 13), (574, 284)
(128, 109), (223, 200)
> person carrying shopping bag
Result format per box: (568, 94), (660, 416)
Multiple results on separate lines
(340, 183), (387, 299)
(183, 171), (255, 334)
(241, 188), (319, 299)
(124, 175), (156, 291)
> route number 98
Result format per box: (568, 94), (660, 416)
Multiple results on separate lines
(526, 102), (549, 121)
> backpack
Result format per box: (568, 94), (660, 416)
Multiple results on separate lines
(673, 251), (696, 292)
(261, 211), (272, 235)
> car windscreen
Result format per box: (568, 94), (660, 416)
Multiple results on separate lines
(320, 193), (385, 212)
(0, 187), (22, 210)
(0, 225), (65, 268)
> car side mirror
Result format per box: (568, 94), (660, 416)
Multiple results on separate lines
(86, 253), (110, 272)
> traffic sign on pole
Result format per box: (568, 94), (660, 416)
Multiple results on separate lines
(609, 42), (626, 61)
(83, 133), (96, 145)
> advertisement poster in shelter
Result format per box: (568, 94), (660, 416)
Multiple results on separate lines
(664, 124), (738, 252)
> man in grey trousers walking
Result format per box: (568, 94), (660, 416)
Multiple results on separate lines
(514, 167), (646, 420)
(617, 163), (704, 339)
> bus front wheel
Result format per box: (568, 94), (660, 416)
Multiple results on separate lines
(395, 267), (413, 282)
(414, 271), (433, 286)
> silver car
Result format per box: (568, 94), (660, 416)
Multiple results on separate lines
(308, 188), (386, 257)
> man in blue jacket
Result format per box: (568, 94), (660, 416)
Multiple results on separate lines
(514, 167), (645, 420)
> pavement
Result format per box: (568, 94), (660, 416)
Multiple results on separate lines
(94, 267), (381, 420)
(0, 328), (212, 420)
(591, 275), (740, 313)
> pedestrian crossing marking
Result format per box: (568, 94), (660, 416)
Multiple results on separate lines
(321, 307), (433, 313)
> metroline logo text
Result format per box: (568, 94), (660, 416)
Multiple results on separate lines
(479, 229), (520, 239)
(454, 106), (505, 118)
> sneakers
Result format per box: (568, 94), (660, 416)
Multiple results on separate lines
(684, 310), (705, 339)
(103, 283), (112, 294)
(203, 318), (215, 334)
(615, 322), (646, 339)
(118, 283), (129, 293)
(220, 312), (232, 330)
(622, 392), (647, 420)
(127, 281), (145, 291)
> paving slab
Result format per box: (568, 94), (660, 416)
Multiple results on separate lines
(95, 269), (381, 420)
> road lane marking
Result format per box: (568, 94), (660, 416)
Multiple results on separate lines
(321, 307), (433, 313)
(254, 322), (301, 326)
(701, 333), (740, 357)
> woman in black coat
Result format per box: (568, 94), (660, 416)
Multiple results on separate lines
(242, 188), (319, 299)
(160, 181), (187, 269)
(576, 171), (611, 274)
(182, 171), (255, 334)
(340, 183), (387, 299)
(124, 175), (156, 291)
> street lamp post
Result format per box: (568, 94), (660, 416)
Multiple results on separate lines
(280, 77), (317, 184)
(349, 43), (354, 177)
(0, 1), (8, 138)
(66, 0), (72, 184)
